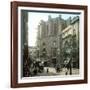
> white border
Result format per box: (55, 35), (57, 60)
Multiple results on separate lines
(18, 6), (84, 83)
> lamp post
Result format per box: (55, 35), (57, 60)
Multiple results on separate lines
(57, 48), (60, 65)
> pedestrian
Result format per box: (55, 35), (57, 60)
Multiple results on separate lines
(56, 65), (60, 73)
(65, 58), (72, 75)
(47, 68), (49, 73)
(65, 63), (69, 75)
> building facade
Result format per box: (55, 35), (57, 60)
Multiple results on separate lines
(21, 11), (30, 77)
(36, 15), (79, 68)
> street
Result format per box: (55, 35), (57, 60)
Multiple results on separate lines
(37, 67), (79, 76)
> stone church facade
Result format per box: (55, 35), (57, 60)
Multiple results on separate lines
(36, 15), (79, 68)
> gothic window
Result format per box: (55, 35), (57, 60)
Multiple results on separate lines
(54, 23), (57, 35)
(42, 48), (47, 57)
(51, 48), (57, 57)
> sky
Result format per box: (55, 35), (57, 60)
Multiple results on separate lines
(28, 12), (79, 47)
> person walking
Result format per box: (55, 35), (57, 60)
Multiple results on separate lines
(65, 58), (72, 75)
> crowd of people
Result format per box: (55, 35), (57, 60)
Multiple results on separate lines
(23, 55), (72, 77)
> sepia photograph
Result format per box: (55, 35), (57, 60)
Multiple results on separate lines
(21, 11), (80, 77)
(11, 1), (87, 88)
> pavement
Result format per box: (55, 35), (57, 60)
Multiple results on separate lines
(37, 67), (79, 76)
